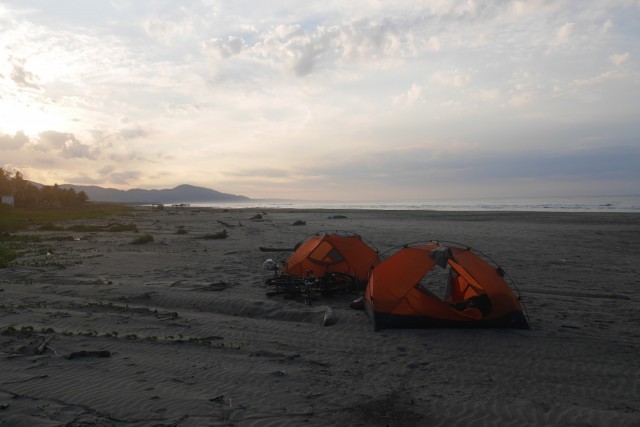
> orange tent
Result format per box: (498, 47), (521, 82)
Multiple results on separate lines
(285, 232), (379, 282)
(365, 242), (529, 330)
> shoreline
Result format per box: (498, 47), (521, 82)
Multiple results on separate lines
(1, 206), (639, 425)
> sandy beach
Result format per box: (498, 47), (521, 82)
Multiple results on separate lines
(1, 206), (639, 426)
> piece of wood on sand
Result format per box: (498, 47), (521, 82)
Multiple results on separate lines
(67, 350), (111, 359)
(199, 229), (228, 239)
(259, 247), (294, 252)
(217, 220), (242, 227)
(35, 334), (55, 355)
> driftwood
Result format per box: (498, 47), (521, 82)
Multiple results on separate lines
(67, 350), (111, 359)
(217, 220), (242, 227)
(199, 229), (228, 239)
(259, 247), (294, 252)
(35, 334), (55, 355)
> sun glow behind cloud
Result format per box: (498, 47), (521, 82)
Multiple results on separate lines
(1, 0), (639, 199)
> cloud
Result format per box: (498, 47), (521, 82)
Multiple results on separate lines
(95, 166), (141, 186)
(554, 22), (575, 45)
(0, 131), (29, 149)
(229, 167), (292, 179)
(118, 127), (148, 140)
(202, 36), (246, 58)
(1, 1), (639, 198)
(432, 69), (473, 88)
(211, 16), (422, 77)
(165, 103), (201, 117)
(507, 91), (536, 107)
(36, 131), (95, 159)
(143, 15), (194, 45)
(572, 70), (624, 87)
(255, 23), (338, 76)
(610, 52), (630, 66)
(392, 83), (424, 107)
(474, 88), (502, 102)
(297, 140), (640, 196)
(9, 57), (41, 90)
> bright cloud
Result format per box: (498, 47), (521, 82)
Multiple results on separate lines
(610, 52), (630, 65)
(554, 22), (575, 45)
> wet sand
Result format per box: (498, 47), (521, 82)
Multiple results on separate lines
(1, 206), (639, 426)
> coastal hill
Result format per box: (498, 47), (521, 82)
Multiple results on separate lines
(58, 184), (251, 204)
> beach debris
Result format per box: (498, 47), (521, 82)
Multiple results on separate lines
(131, 233), (154, 244)
(323, 307), (337, 326)
(67, 350), (111, 359)
(350, 296), (365, 310)
(291, 220), (306, 226)
(250, 214), (263, 220)
(199, 229), (228, 239)
(210, 395), (226, 404)
(263, 259), (277, 271)
(217, 219), (242, 227)
(259, 247), (293, 252)
(328, 215), (348, 219)
(35, 334), (55, 355)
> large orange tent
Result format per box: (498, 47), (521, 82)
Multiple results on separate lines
(365, 242), (529, 330)
(285, 231), (379, 282)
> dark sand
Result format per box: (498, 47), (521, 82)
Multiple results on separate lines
(1, 207), (639, 426)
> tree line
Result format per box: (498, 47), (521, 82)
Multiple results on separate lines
(0, 168), (88, 208)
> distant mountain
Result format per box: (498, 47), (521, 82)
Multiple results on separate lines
(58, 184), (251, 204)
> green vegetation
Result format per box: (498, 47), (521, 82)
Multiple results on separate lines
(1, 202), (134, 268)
(37, 222), (137, 233)
(1, 203), (134, 233)
(0, 234), (42, 268)
(1, 168), (135, 234)
(131, 233), (154, 244)
(1, 169), (88, 209)
(0, 239), (19, 268)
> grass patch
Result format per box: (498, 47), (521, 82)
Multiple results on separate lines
(38, 223), (65, 231)
(0, 234), (42, 268)
(131, 234), (154, 244)
(0, 203), (134, 233)
(66, 223), (138, 233)
(38, 222), (137, 233)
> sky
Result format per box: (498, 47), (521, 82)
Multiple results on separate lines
(1, 0), (639, 201)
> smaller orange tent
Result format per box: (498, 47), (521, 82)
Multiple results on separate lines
(285, 232), (379, 282)
(365, 242), (529, 330)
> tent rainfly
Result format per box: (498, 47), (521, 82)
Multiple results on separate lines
(365, 242), (529, 330)
(285, 231), (379, 282)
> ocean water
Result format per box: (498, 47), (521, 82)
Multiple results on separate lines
(187, 195), (640, 213)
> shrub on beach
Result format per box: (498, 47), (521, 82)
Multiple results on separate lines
(67, 223), (138, 232)
(131, 234), (154, 244)
(39, 223), (65, 231)
(0, 234), (41, 268)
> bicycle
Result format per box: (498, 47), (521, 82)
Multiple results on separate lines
(265, 269), (364, 305)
